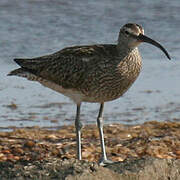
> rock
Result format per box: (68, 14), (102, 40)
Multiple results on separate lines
(0, 157), (179, 179)
(65, 157), (180, 180)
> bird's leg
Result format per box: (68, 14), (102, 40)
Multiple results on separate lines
(75, 103), (83, 160)
(97, 103), (113, 165)
(97, 103), (107, 160)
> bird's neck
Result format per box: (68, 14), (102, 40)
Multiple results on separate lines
(117, 43), (138, 59)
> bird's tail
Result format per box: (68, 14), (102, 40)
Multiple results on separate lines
(8, 67), (39, 81)
(8, 58), (31, 77)
(13, 58), (36, 68)
(8, 58), (45, 81)
(8, 68), (26, 76)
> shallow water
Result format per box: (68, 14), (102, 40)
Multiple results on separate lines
(0, 0), (180, 130)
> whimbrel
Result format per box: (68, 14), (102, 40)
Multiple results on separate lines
(8, 23), (170, 165)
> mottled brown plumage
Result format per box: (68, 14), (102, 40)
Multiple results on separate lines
(8, 23), (170, 165)
(9, 45), (142, 104)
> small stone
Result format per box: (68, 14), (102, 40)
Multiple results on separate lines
(2, 149), (11, 154)
(24, 141), (35, 148)
(45, 134), (58, 140)
(13, 147), (24, 155)
(0, 156), (7, 161)
(175, 150), (180, 155)
(112, 155), (126, 162)
(14, 156), (20, 161)
(82, 150), (91, 158)
(0, 153), (5, 158)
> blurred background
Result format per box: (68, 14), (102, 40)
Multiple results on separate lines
(0, 0), (179, 130)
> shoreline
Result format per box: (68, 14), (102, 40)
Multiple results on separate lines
(0, 121), (180, 179)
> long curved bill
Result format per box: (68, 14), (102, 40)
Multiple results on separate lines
(136, 34), (171, 60)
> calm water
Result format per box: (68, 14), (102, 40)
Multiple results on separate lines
(0, 0), (180, 130)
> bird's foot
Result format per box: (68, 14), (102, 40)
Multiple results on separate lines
(98, 157), (114, 166)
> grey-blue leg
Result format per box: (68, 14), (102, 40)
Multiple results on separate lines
(97, 103), (113, 165)
(75, 104), (83, 160)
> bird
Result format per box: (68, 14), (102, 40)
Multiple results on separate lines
(8, 23), (171, 165)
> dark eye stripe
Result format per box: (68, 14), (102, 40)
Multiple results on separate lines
(125, 31), (129, 35)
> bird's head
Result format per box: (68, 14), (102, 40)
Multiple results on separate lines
(118, 23), (170, 60)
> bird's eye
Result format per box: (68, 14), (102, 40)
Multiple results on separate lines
(125, 31), (129, 35)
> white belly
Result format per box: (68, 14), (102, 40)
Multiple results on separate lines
(39, 79), (85, 105)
